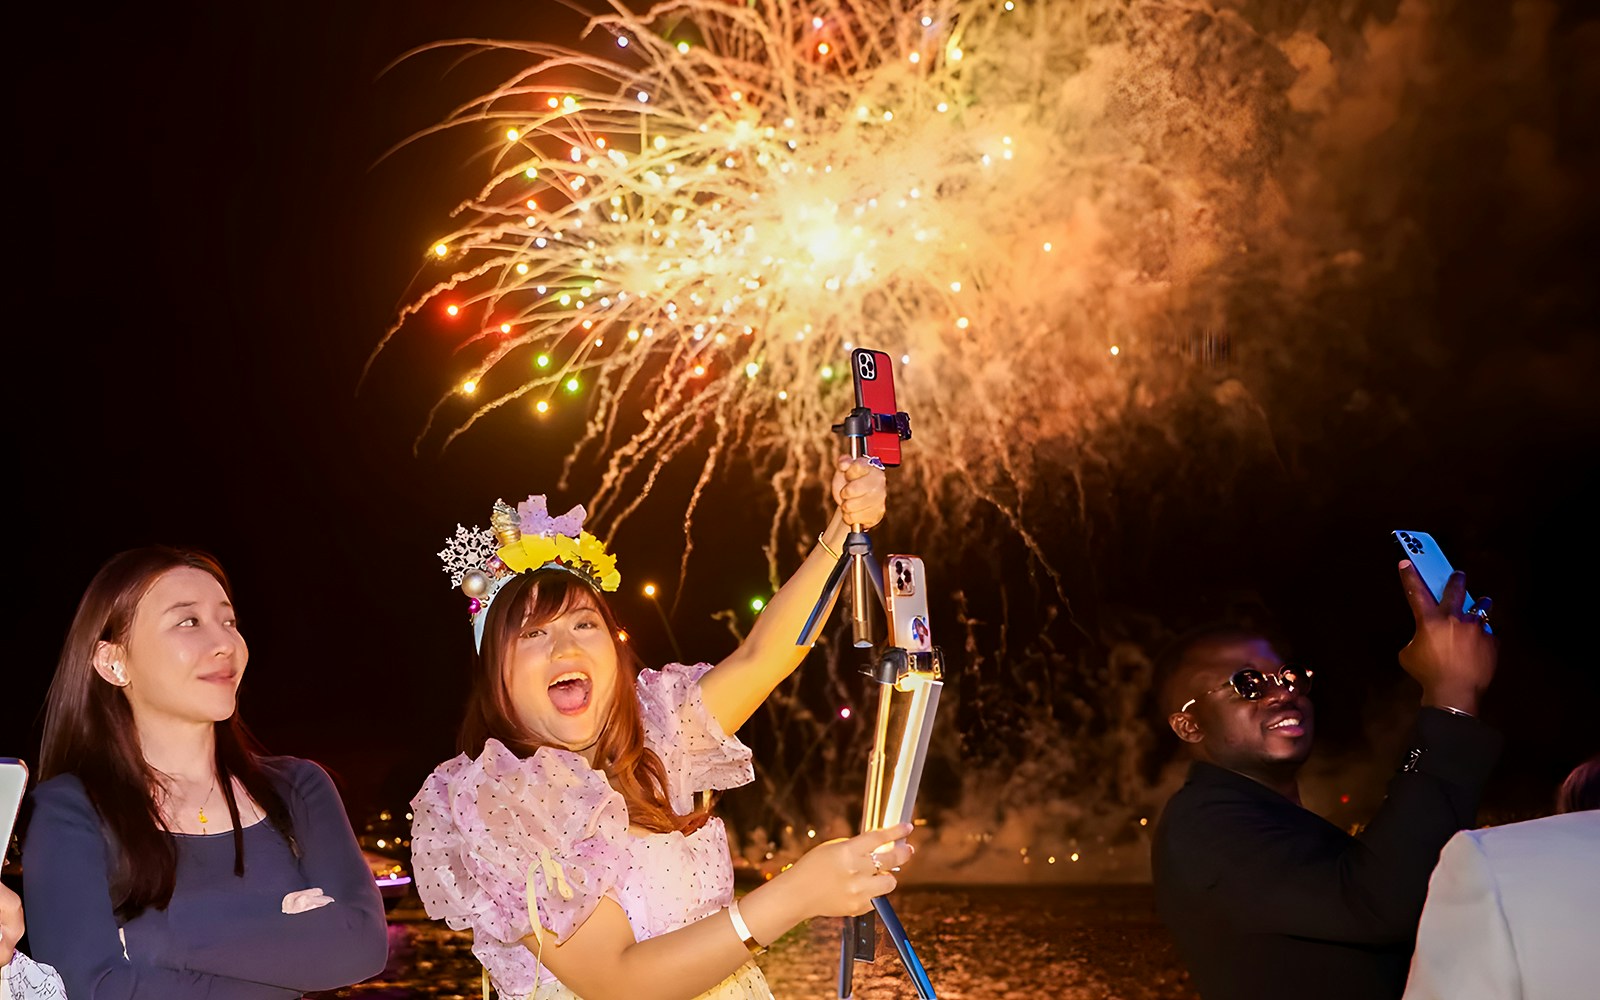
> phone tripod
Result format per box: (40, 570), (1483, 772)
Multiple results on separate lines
(797, 405), (900, 649)
(796, 393), (937, 1000)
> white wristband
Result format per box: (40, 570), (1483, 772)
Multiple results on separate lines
(728, 899), (765, 955)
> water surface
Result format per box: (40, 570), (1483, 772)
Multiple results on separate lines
(322, 886), (1198, 999)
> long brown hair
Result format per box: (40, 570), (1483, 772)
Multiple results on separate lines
(37, 546), (296, 920)
(459, 569), (711, 835)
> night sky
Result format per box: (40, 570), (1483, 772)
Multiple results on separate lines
(8, 0), (1598, 836)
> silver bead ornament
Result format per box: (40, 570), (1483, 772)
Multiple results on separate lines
(461, 568), (492, 598)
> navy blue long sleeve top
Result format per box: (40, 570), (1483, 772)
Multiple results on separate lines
(22, 756), (389, 999)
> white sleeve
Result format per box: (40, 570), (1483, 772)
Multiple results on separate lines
(1402, 830), (1522, 1000)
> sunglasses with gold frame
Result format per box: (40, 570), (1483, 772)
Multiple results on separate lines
(1179, 665), (1313, 714)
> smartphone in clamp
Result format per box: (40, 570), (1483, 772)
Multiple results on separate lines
(794, 350), (939, 1000)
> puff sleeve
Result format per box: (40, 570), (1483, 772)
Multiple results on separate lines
(410, 740), (629, 996)
(637, 663), (755, 813)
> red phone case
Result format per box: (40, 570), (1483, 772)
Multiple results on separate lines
(851, 349), (901, 466)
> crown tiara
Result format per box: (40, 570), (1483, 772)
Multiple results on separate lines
(438, 495), (620, 651)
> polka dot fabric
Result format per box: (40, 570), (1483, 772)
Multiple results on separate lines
(411, 663), (770, 1000)
(637, 662), (756, 812)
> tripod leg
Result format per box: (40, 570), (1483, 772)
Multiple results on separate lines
(837, 916), (856, 999)
(872, 897), (937, 1000)
(797, 554), (851, 647)
(864, 553), (886, 604)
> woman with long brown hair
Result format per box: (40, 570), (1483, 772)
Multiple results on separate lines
(412, 458), (915, 1000)
(22, 546), (388, 998)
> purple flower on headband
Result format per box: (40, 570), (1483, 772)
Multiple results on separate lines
(518, 495), (587, 537)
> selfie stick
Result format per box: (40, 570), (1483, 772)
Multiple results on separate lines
(791, 353), (934, 999)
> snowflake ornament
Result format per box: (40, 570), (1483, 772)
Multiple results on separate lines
(437, 523), (498, 587)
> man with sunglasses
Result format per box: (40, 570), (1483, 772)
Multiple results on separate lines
(1151, 561), (1501, 1000)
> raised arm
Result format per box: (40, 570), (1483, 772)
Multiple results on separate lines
(1190, 708), (1501, 944)
(528, 824), (912, 1000)
(1206, 560), (1502, 942)
(698, 456), (886, 733)
(168, 760), (389, 991)
(22, 777), (286, 1000)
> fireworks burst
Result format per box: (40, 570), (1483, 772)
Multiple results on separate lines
(379, 0), (1307, 588)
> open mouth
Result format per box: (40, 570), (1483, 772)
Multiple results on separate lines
(1265, 715), (1305, 737)
(547, 671), (593, 715)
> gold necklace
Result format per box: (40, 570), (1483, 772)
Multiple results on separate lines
(197, 778), (218, 827)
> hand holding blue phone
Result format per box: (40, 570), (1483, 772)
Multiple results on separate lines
(1393, 531), (1487, 619)
(1392, 532), (1497, 717)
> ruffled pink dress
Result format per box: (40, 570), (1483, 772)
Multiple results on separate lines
(411, 663), (772, 1000)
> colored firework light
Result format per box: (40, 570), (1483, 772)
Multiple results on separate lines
(380, 0), (1304, 580)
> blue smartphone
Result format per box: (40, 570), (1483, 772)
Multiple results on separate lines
(1392, 531), (1475, 613)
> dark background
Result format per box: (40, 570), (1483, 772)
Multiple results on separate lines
(6, 0), (1598, 839)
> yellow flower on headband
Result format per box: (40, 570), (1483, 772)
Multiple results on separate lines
(497, 530), (620, 592)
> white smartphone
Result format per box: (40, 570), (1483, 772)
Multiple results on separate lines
(885, 554), (932, 653)
(1393, 531), (1476, 613)
(1, 758), (27, 861)
(872, 554), (941, 843)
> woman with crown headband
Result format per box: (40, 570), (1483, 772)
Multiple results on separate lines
(412, 456), (913, 1000)
(21, 547), (390, 999)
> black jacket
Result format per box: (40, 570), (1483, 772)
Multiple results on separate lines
(1152, 707), (1501, 1000)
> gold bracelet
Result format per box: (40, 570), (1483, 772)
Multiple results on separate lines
(817, 531), (841, 560)
(728, 899), (766, 955)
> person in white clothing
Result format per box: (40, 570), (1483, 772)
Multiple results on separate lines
(1403, 755), (1600, 1000)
